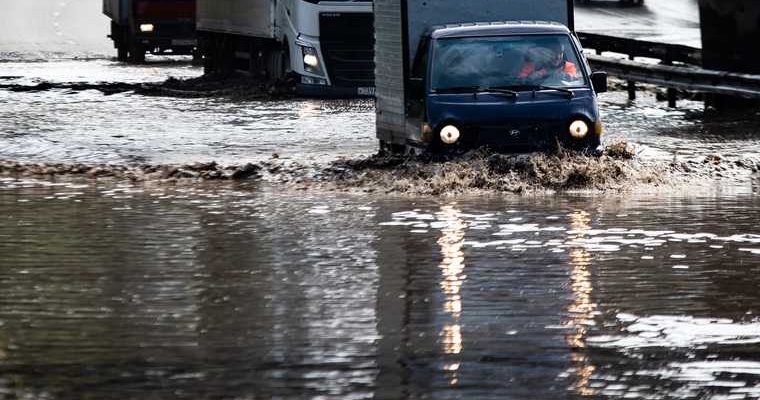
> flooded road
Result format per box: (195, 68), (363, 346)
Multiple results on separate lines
(2, 0), (760, 399)
(576, 0), (701, 47)
(2, 180), (760, 399)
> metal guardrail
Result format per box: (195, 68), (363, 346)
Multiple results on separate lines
(587, 55), (760, 99)
(577, 31), (760, 102)
(577, 31), (702, 65)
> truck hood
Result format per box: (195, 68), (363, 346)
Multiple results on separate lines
(427, 88), (598, 129)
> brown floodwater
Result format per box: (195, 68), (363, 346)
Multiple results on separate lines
(2, 1), (760, 397)
(1, 178), (760, 399)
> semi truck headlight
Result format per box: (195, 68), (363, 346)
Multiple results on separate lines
(301, 46), (322, 75)
(440, 125), (460, 145)
(569, 120), (589, 139)
(304, 54), (318, 68)
(139, 24), (155, 33)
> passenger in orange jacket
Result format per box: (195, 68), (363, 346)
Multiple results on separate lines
(518, 39), (581, 83)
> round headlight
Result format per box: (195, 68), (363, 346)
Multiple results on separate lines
(303, 54), (319, 68)
(440, 125), (460, 145)
(569, 120), (589, 139)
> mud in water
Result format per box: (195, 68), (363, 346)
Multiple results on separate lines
(315, 150), (759, 195)
(0, 72), (295, 99)
(136, 72), (297, 100)
(0, 160), (261, 182)
(3, 142), (758, 195)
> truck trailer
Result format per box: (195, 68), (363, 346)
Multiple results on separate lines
(375, 0), (608, 154)
(197, 0), (375, 97)
(103, 0), (198, 62)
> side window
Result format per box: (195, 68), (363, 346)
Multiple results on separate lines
(411, 37), (429, 80)
(408, 37), (430, 99)
(571, 33), (592, 75)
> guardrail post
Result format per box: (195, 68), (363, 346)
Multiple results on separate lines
(667, 88), (677, 108)
(699, 0), (760, 110)
(627, 55), (636, 100)
(662, 56), (677, 108)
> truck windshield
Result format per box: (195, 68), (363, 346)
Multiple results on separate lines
(431, 34), (587, 92)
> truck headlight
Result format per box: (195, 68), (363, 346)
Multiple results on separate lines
(440, 125), (460, 145)
(301, 46), (323, 75)
(139, 24), (155, 33)
(569, 120), (589, 140)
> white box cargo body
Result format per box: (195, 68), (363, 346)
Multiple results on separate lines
(196, 0), (276, 39)
(103, 0), (133, 24)
(375, 0), (574, 144)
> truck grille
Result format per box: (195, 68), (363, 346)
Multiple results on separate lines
(319, 13), (375, 88)
(153, 21), (196, 39)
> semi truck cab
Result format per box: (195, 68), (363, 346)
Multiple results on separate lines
(198, 0), (375, 97)
(282, 0), (375, 96)
(104, 0), (198, 63)
(409, 22), (607, 152)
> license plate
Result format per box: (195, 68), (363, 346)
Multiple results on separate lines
(171, 39), (197, 46)
(357, 87), (376, 96)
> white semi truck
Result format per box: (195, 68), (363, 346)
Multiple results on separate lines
(197, 0), (375, 97)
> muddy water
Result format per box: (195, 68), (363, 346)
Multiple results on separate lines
(3, 1), (760, 398)
(0, 60), (375, 165)
(576, 0), (701, 47)
(1, 179), (760, 399)
(1, 58), (758, 167)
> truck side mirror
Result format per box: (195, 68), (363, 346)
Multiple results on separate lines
(591, 72), (608, 94)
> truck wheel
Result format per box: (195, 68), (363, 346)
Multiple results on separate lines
(129, 44), (146, 63)
(201, 35), (215, 74)
(116, 45), (128, 62)
(192, 48), (203, 64)
(268, 45), (290, 81)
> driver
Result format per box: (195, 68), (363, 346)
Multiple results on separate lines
(517, 39), (580, 82)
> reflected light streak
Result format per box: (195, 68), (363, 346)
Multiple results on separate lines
(565, 210), (599, 396)
(296, 100), (322, 118)
(437, 205), (467, 385)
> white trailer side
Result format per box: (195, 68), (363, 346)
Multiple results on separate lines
(196, 0), (276, 39)
(375, 0), (574, 145)
(103, 0), (133, 24)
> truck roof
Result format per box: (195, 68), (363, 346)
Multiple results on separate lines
(429, 21), (570, 39)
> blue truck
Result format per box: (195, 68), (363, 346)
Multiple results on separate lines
(374, 0), (608, 154)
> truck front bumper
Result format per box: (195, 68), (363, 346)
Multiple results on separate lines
(134, 21), (197, 54)
(296, 78), (375, 98)
(135, 37), (197, 54)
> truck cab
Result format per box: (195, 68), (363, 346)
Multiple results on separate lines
(374, 0), (608, 154)
(104, 0), (198, 63)
(197, 0), (375, 97)
(409, 22), (607, 152)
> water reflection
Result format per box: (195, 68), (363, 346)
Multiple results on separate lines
(436, 205), (466, 385)
(3, 181), (760, 398)
(565, 210), (598, 397)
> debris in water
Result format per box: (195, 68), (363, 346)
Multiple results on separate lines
(604, 140), (636, 160)
(315, 144), (664, 195)
(0, 160), (261, 182)
(0, 72), (296, 99)
(136, 72), (296, 99)
(1, 142), (758, 194)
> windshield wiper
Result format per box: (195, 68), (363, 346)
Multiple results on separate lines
(506, 84), (574, 98)
(434, 85), (518, 97)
